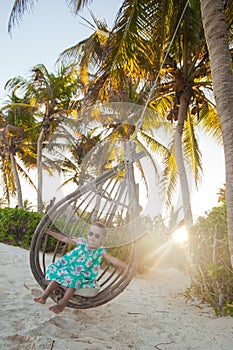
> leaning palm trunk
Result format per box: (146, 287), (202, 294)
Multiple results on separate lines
(9, 152), (23, 208)
(200, 0), (233, 267)
(175, 94), (193, 228)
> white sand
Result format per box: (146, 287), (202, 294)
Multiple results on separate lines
(0, 242), (233, 350)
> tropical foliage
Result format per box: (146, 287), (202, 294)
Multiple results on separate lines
(4, 0), (227, 223)
(0, 93), (37, 207)
(57, 1), (222, 231)
(0, 207), (42, 248)
(2, 63), (81, 212)
(187, 201), (233, 316)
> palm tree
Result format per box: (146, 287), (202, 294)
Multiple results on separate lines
(10, 0), (222, 228)
(59, 11), (111, 86)
(147, 0), (221, 227)
(6, 0), (225, 228)
(6, 63), (82, 212)
(66, 0), (221, 229)
(200, 0), (233, 266)
(0, 93), (37, 207)
(2, 124), (24, 208)
(44, 119), (102, 189)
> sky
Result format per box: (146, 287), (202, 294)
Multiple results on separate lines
(0, 0), (121, 101)
(0, 0), (226, 219)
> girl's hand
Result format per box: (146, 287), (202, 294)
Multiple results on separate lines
(45, 229), (76, 245)
(102, 252), (128, 269)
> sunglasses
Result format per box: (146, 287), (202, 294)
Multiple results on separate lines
(88, 231), (102, 239)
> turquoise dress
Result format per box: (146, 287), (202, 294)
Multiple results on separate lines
(45, 238), (106, 289)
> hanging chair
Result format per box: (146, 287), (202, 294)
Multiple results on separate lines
(30, 141), (149, 309)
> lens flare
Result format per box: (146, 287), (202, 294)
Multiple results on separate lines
(172, 226), (188, 243)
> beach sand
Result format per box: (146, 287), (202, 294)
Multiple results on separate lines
(0, 242), (232, 350)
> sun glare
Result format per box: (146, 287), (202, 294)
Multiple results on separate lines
(172, 226), (188, 243)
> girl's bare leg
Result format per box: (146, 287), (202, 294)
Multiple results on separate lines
(34, 280), (59, 304)
(49, 287), (75, 314)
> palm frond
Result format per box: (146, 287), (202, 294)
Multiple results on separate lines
(8, 0), (37, 33)
(197, 102), (223, 143)
(59, 13), (110, 85)
(160, 140), (179, 209)
(17, 160), (37, 191)
(183, 114), (203, 188)
(139, 130), (169, 158)
(85, 0), (169, 103)
(66, 0), (93, 14)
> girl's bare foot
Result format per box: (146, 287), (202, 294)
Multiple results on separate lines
(49, 304), (65, 314)
(34, 297), (46, 304)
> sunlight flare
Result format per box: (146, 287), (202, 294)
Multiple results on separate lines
(172, 226), (188, 243)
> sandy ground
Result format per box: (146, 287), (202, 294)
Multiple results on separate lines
(0, 242), (233, 350)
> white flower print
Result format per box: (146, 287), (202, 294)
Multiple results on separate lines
(70, 256), (77, 263)
(63, 276), (73, 285)
(50, 265), (57, 273)
(75, 266), (82, 272)
(93, 264), (99, 272)
(86, 259), (92, 267)
(58, 270), (68, 277)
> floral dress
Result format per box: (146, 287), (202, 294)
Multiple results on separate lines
(45, 238), (106, 289)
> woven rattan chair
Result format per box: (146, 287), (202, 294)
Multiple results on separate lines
(30, 145), (146, 309)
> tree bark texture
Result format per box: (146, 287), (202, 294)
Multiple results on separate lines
(175, 93), (193, 228)
(200, 0), (233, 267)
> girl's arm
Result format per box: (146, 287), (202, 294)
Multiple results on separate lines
(45, 229), (77, 245)
(102, 252), (128, 269)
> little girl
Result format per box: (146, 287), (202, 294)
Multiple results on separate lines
(34, 222), (127, 314)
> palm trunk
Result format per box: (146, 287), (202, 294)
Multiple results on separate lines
(37, 129), (44, 213)
(175, 93), (193, 228)
(9, 152), (23, 208)
(2, 171), (11, 207)
(200, 0), (233, 267)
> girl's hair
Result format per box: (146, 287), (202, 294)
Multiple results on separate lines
(92, 222), (107, 236)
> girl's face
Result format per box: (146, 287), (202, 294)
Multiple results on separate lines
(87, 225), (105, 248)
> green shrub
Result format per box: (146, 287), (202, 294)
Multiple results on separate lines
(0, 207), (42, 249)
(187, 203), (233, 316)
